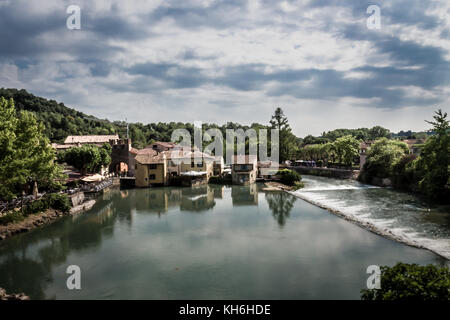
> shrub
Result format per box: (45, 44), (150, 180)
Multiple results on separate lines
(292, 181), (304, 190)
(24, 198), (47, 215)
(24, 193), (71, 215)
(0, 211), (24, 225)
(361, 263), (450, 300)
(277, 169), (302, 186)
(47, 193), (71, 213)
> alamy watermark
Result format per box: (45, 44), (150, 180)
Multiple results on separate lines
(366, 265), (381, 289)
(366, 5), (381, 30)
(66, 5), (81, 30)
(170, 121), (280, 175)
(66, 265), (81, 290)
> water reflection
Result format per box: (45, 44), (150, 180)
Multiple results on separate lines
(265, 192), (297, 227)
(0, 192), (118, 299)
(231, 184), (258, 206)
(0, 183), (446, 300)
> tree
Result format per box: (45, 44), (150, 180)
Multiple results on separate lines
(361, 138), (409, 181)
(270, 107), (298, 162)
(361, 263), (450, 300)
(265, 192), (297, 227)
(332, 135), (360, 166)
(413, 109), (449, 200)
(59, 144), (112, 175)
(0, 97), (64, 200)
(368, 126), (391, 140)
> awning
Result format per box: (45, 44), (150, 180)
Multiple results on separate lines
(180, 171), (207, 177)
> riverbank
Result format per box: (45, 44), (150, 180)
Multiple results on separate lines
(0, 199), (96, 240)
(263, 181), (297, 191)
(287, 176), (450, 261)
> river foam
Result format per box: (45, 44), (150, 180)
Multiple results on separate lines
(291, 176), (450, 260)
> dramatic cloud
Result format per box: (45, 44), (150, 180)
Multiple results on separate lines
(0, 0), (449, 136)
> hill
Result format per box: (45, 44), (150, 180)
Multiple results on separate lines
(0, 88), (272, 149)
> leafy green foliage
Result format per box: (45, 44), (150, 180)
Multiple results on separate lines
(413, 109), (449, 200)
(58, 144), (112, 174)
(0, 211), (24, 225)
(24, 193), (71, 215)
(0, 97), (65, 200)
(305, 126), (391, 146)
(332, 135), (360, 166)
(298, 136), (359, 167)
(361, 138), (410, 180)
(359, 109), (449, 202)
(277, 169), (302, 186)
(29, 194), (70, 215)
(0, 193), (71, 225)
(0, 88), (116, 142)
(270, 107), (298, 162)
(45, 193), (71, 213)
(361, 263), (450, 300)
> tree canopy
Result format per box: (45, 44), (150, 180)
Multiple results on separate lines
(0, 97), (64, 200)
(58, 144), (112, 175)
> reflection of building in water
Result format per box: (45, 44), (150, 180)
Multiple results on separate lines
(134, 188), (182, 215)
(180, 186), (215, 212)
(212, 185), (224, 199)
(231, 184), (258, 206)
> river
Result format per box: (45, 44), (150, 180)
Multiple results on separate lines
(0, 178), (448, 299)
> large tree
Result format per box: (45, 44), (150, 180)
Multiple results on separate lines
(332, 135), (360, 166)
(59, 144), (112, 175)
(269, 107), (298, 162)
(362, 138), (409, 180)
(0, 97), (64, 200)
(413, 109), (449, 200)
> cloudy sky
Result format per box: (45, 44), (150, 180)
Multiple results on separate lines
(0, 0), (449, 137)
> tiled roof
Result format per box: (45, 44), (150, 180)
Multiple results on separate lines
(144, 141), (177, 149)
(164, 149), (215, 161)
(64, 135), (119, 144)
(130, 147), (139, 154)
(135, 149), (166, 164)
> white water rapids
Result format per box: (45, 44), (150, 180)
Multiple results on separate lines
(291, 175), (450, 260)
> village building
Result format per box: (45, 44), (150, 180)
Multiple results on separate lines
(257, 160), (279, 178)
(213, 156), (224, 176)
(165, 148), (214, 177)
(402, 138), (426, 155)
(230, 155), (258, 185)
(110, 138), (139, 176)
(52, 135), (120, 152)
(134, 149), (168, 187)
(146, 141), (178, 153)
(64, 135), (119, 146)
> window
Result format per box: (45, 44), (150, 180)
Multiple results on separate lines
(197, 162), (203, 168)
(149, 174), (156, 180)
(191, 161), (195, 168)
(149, 164), (157, 169)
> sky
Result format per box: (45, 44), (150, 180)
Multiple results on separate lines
(0, 0), (449, 137)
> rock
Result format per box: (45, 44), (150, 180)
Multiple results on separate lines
(381, 178), (392, 187)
